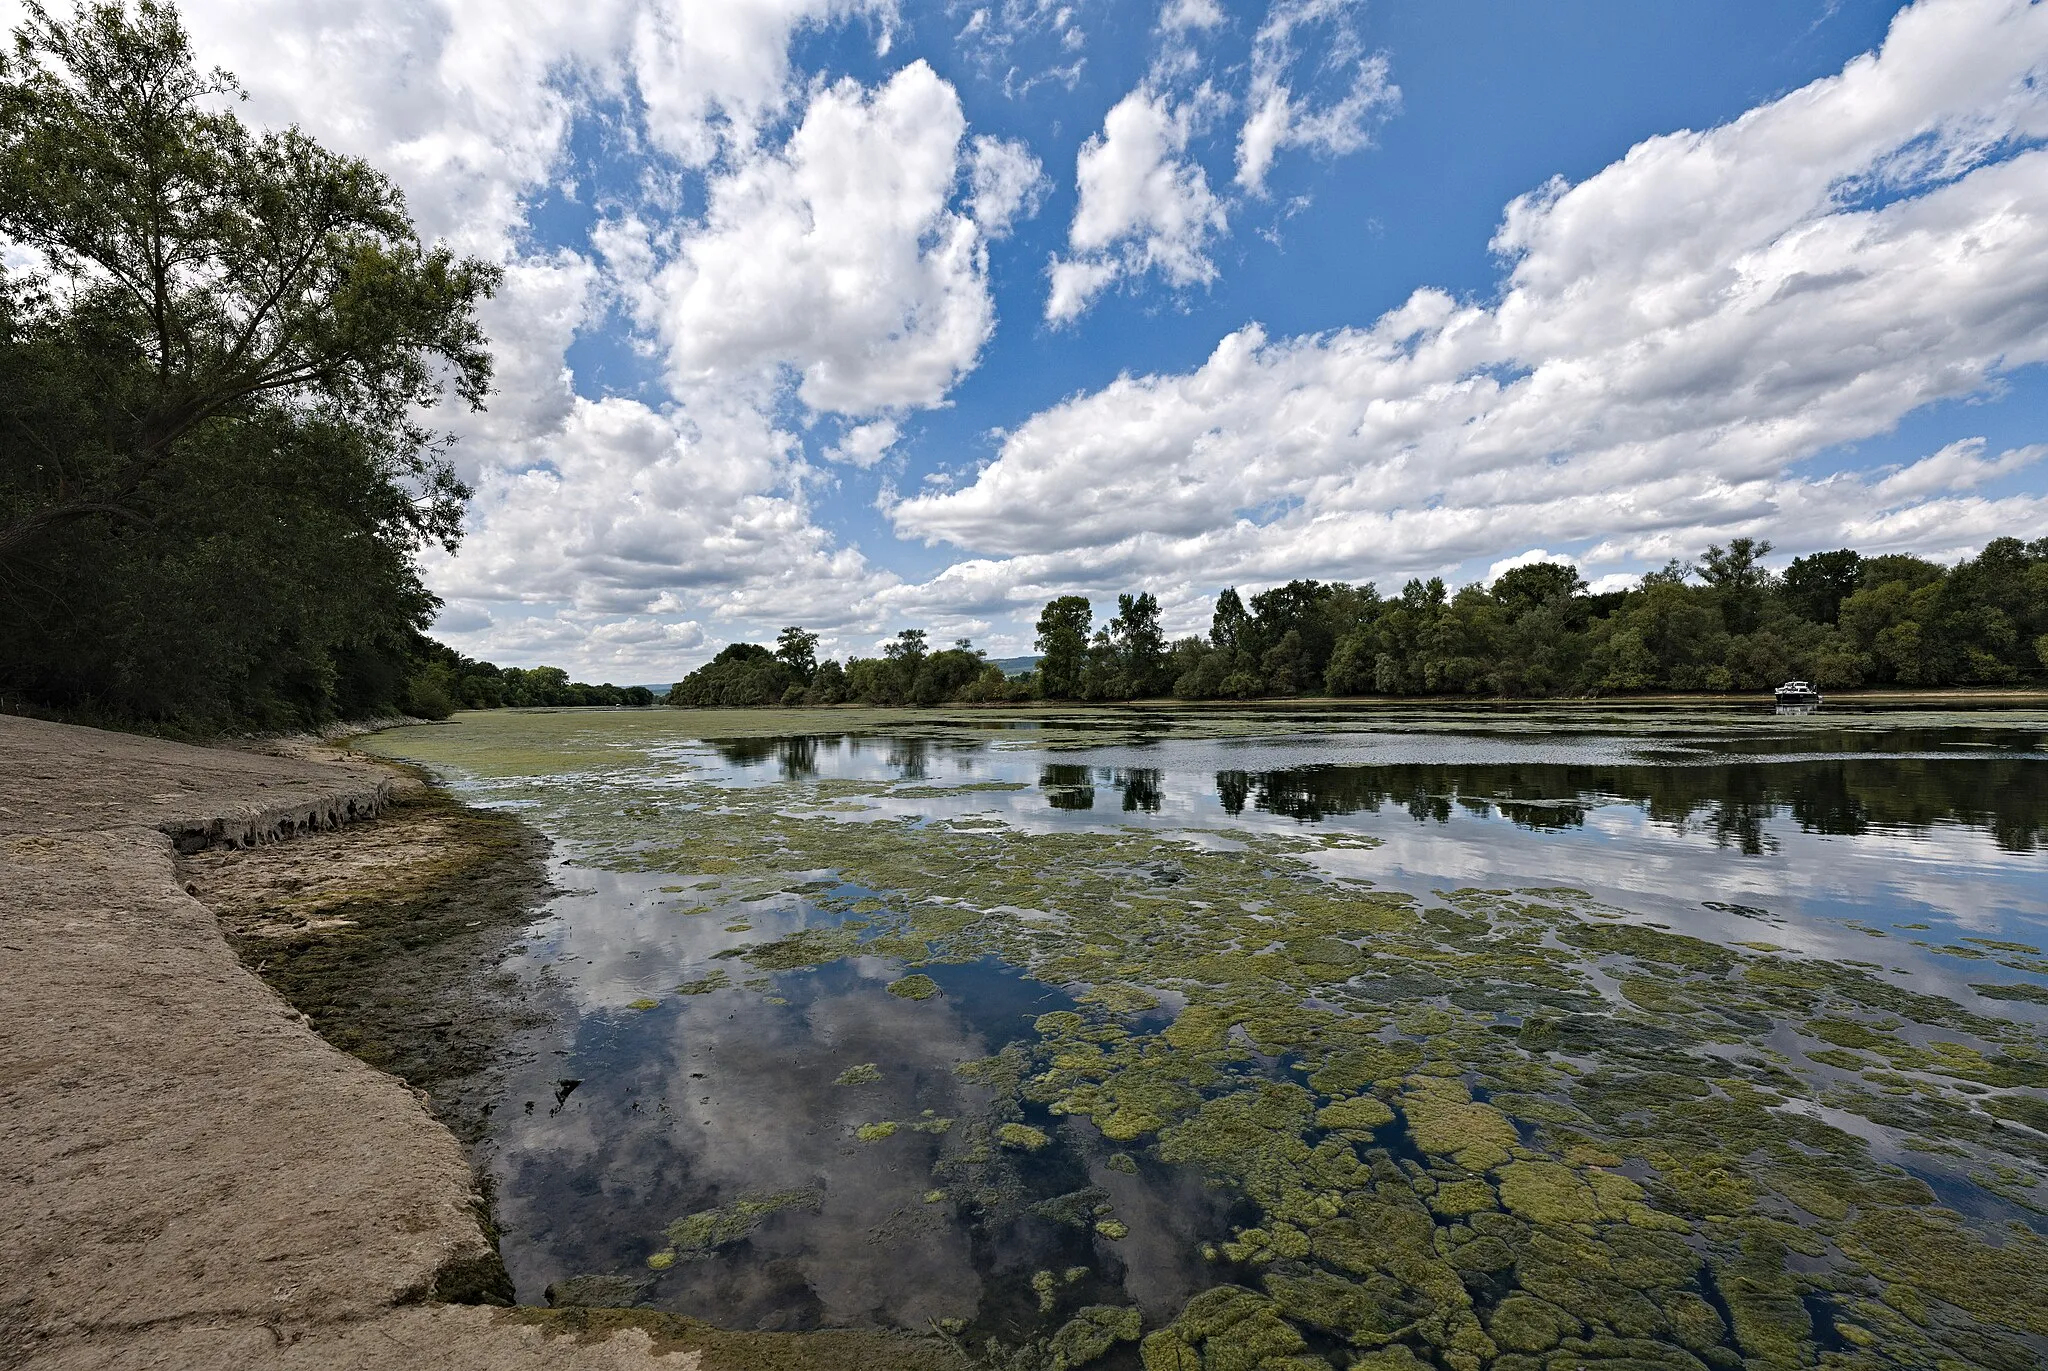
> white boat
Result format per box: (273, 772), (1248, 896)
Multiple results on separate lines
(1773, 680), (1822, 705)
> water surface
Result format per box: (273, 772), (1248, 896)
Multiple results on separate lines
(363, 703), (2048, 1368)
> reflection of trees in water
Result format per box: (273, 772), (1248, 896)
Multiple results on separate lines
(1213, 758), (2048, 853)
(887, 739), (930, 780)
(1118, 768), (1162, 813)
(1041, 764), (1094, 810)
(1038, 765), (1163, 812)
(710, 735), (829, 780)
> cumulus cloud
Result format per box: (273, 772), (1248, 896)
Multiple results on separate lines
(627, 0), (897, 165)
(633, 61), (999, 415)
(427, 390), (902, 659)
(142, 0), (628, 252)
(825, 419), (902, 468)
(1236, 0), (1398, 194)
(1046, 85), (1229, 322)
(904, 0), (2048, 591)
(1485, 549), (1578, 585)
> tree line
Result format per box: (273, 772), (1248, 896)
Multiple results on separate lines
(672, 537), (2048, 708)
(405, 642), (654, 718)
(669, 627), (1031, 708)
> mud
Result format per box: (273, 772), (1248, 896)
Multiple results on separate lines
(183, 776), (554, 1145)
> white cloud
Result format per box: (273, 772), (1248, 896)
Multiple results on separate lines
(1045, 257), (1122, 326)
(1160, 0), (1225, 31)
(431, 391), (903, 637)
(627, 0), (896, 166)
(825, 419), (902, 468)
(967, 134), (1049, 238)
(903, 0), (2048, 593)
(1047, 84), (1229, 322)
(1870, 439), (2046, 503)
(152, 0), (631, 252)
(1485, 549), (1578, 585)
(955, 0), (1090, 97)
(1236, 0), (1398, 195)
(635, 61), (998, 415)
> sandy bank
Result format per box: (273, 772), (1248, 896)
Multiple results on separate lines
(0, 716), (960, 1371)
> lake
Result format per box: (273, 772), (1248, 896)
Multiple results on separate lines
(360, 703), (2048, 1370)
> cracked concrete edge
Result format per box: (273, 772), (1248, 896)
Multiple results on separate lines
(0, 715), (695, 1371)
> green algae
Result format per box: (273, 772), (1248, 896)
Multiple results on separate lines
(886, 973), (940, 1000)
(626, 997), (661, 1011)
(1047, 1304), (1141, 1369)
(659, 1188), (821, 1262)
(370, 709), (2048, 1370)
(834, 1062), (882, 1086)
(1314, 1094), (1395, 1133)
(1974, 981), (2048, 1004)
(856, 1121), (899, 1142)
(675, 969), (732, 994)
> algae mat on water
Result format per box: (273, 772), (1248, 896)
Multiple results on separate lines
(364, 708), (2048, 1371)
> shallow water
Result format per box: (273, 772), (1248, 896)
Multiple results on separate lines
(363, 704), (2048, 1368)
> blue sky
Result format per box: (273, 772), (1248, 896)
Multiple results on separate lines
(66, 0), (2047, 676)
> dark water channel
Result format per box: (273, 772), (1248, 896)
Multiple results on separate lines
(366, 706), (2048, 1361)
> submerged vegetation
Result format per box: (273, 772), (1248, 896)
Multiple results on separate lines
(367, 708), (2048, 1371)
(671, 539), (2048, 709)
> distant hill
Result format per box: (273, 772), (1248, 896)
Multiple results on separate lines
(990, 655), (1039, 677)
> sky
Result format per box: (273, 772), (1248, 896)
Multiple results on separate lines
(24, 0), (2048, 678)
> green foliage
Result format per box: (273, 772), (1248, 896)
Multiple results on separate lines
(669, 643), (799, 707)
(0, 0), (500, 731)
(1165, 537), (2048, 701)
(673, 534), (2046, 715)
(1782, 548), (1861, 624)
(774, 626), (819, 680)
(406, 641), (653, 715)
(1036, 596), (1093, 700)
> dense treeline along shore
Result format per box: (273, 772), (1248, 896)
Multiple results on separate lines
(670, 537), (2048, 708)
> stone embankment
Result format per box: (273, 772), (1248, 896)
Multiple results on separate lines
(0, 715), (686, 1370)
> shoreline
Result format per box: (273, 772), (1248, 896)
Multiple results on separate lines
(650, 687), (2048, 713)
(0, 714), (966, 1371)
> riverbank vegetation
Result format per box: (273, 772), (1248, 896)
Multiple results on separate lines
(404, 641), (655, 719)
(0, 2), (589, 733)
(670, 538), (2048, 707)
